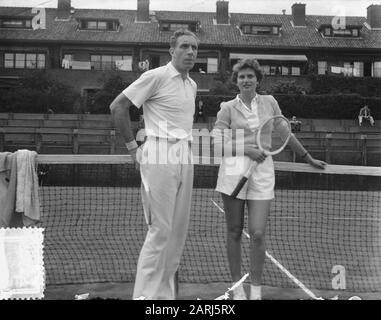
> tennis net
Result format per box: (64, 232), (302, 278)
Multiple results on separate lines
(36, 155), (381, 293)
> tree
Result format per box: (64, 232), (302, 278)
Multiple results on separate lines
(90, 72), (141, 120)
(0, 70), (80, 113)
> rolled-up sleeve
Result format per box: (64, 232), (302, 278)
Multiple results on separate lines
(214, 102), (230, 130)
(270, 96), (283, 116)
(122, 70), (158, 108)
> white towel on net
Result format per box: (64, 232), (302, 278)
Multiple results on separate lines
(15, 150), (41, 223)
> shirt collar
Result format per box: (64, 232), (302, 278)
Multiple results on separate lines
(236, 94), (259, 108)
(167, 62), (190, 80)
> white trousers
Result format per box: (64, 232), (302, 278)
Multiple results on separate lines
(133, 139), (193, 300)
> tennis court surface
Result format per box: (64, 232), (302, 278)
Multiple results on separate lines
(36, 155), (381, 300)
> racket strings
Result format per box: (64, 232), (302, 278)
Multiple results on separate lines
(258, 117), (292, 154)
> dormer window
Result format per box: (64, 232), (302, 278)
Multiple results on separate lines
(319, 25), (361, 38)
(159, 21), (198, 32)
(241, 24), (280, 35)
(0, 18), (32, 29)
(78, 19), (119, 31)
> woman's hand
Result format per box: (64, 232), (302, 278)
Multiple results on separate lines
(244, 145), (267, 163)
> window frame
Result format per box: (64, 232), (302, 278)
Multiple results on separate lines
(0, 18), (33, 29)
(90, 54), (132, 71)
(2, 52), (46, 69)
(321, 26), (361, 38)
(159, 21), (197, 32)
(79, 19), (119, 31)
(241, 24), (280, 35)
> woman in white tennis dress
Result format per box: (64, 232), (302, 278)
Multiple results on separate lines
(213, 59), (326, 300)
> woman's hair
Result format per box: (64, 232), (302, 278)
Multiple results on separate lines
(231, 59), (263, 84)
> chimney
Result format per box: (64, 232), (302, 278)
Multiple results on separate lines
(57, 0), (71, 20)
(282, 9), (286, 15)
(367, 4), (381, 29)
(137, 0), (150, 22)
(292, 3), (306, 27)
(216, 1), (229, 25)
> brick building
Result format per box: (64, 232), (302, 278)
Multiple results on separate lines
(0, 0), (380, 103)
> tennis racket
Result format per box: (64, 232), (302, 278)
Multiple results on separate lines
(230, 115), (292, 198)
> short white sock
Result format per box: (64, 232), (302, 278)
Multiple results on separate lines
(250, 285), (261, 300)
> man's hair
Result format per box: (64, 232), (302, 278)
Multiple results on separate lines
(231, 59), (263, 84)
(169, 29), (200, 48)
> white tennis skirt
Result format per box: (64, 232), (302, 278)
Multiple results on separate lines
(215, 155), (275, 200)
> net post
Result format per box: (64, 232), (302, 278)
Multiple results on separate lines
(198, 130), (202, 164)
(360, 134), (367, 166)
(110, 130), (116, 154)
(73, 129), (79, 154)
(324, 133), (332, 163)
(35, 128), (42, 153)
(324, 133), (332, 189)
(291, 150), (296, 186)
(0, 129), (4, 152)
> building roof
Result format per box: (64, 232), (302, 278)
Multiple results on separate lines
(0, 6), (381, 50)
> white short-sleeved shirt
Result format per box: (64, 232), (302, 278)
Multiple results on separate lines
(236, 94), (260, 132)
(123, 62), (197, 140)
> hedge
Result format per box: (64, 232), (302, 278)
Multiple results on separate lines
(201, 94), (381, 119)
(309, 75), (381, 96)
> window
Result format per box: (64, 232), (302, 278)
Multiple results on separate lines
(281, 66), (289, 75)
(291, 67), (300, 76)
(15, 53), (26, 68)
(4, 53), (14, 68)
(90, 55), (132, 71)
(3, 52), (45, 69)
(318, 61), (327, 75)
(272, 26), (279, 35)
(90, 55), (101, 69)
(321, 26), (361, 38)
(241, 24), (280, 35)
(332, 29), (352, 37)
(373, 62), (381, 78)
(79, 19), (118, 31)
(87, 21), (97, 29)
(97, 21), (107, 30)
(37, 54), (45, 69)
(26, 54), (37, 68)
(0, 18), (32, 29)
(102, 55), (112, 70)
(353, 62), (363, 77)
(160, 22), (197, 32)
(207, 58), (218, 73)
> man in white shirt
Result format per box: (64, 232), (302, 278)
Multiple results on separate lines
(110, 29), (199, 300)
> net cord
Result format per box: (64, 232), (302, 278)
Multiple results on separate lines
(36, 155), (381, 176)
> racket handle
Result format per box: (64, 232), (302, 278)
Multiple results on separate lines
(230, 177), (248, 198)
